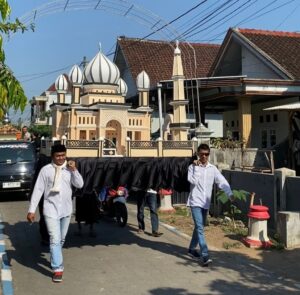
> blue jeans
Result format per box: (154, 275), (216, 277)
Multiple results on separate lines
(44, 215), (71, 272)
(137, 191), (159, 232)
(189, 207), (209, 258)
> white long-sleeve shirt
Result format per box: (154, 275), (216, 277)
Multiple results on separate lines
(187, 162), (233, 209)
(28, 163), (84, 218)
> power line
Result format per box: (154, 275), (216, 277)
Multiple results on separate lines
(18, 1), (208, 84)
(180, 0), (237, 38)
(183, 0), (253, 40)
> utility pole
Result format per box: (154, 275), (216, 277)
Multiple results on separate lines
(157, 83), (163, 139)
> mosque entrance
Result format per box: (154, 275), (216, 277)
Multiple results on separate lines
(105, 120), (122, 153)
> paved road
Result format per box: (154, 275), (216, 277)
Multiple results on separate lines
(1, 199), (300, 295)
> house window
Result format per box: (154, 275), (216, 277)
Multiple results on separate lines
(231, 121), (234, 127)
(259, 115), (264, 123)
(273, 114), (278, 122)
(127, 131), (132, 140)
(232, 131), (239, 140)
(87, 117), (89, 124)
(79, 117), (81, 124)
(266, 114), (270, 122)
(261, 130), (267, 148)
(270, 130), (276, 146)
(140, 119), (142, 125)
(129, 119), (131, 125)
(83, 117), (85, 124)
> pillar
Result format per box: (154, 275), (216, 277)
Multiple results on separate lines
(238, 96), (252, 147)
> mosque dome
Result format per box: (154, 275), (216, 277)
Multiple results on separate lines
(117, 78), (128, 96)
(136, 70), (150, 90)
(55, 74), (68, 92)
(69, 65), (83, 85)
(84, 50), (120, 84)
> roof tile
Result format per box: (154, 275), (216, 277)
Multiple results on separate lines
(238, 28), (300, 79)
(117, 38), (220, 87)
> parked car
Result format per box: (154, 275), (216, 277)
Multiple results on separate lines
(0, 140), (38, 196)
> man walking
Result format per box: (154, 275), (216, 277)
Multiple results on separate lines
(187, 143), (233, 266)
(27, 144), (84, 282)
(137, 188), (163, 237)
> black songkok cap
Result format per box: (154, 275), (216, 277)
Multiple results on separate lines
(51, 144), (66, 155)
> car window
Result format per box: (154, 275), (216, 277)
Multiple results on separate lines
(0, 143), (35, 163)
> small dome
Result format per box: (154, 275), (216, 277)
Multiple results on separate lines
(84, 51), (120, 84)
(136, 70), (150, 90)
(117, 78), (128, 96)
(69, 65), (83, 85)
(174, 40), (181, 55)
(55, 74), (68, 92)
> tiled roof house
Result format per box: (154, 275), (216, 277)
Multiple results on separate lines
(114, 29), (300, 150)
(205, 27), (300, 149)
(114, 37), (220, 98)
(210, 28), (300, 79)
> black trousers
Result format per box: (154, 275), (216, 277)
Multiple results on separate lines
(38, 196), (49, 242)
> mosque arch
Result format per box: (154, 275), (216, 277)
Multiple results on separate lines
(105, 119), (122, 151)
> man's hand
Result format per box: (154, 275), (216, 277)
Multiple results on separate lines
(193, 159), (200, 166)
(27, 213), (35, 223)
(67, 160), (76, 171)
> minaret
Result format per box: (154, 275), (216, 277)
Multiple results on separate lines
(55, 74), (68, 104)
(53, 74), (69, 138)
(169, 41), (189, 141)
(136, 70), (150, 107)
(69, 65), (83, 104)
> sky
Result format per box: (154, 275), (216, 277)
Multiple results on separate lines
(4, 0), (300, 123)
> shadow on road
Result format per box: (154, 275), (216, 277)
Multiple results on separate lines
(2, 212), (300, 294)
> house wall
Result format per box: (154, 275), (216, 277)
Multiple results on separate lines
(33, 92), (72, 125)
(251, 97), (298, 148)
(241, 47), (281, 79)
(223, 96), (299, 148)
(205, 113), (223, 137)
(151, 112), (223, 138)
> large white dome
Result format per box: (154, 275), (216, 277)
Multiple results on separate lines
(55, 74), (68, 92)
(69, 65), (83, 85)
(84, 51), (120, 85)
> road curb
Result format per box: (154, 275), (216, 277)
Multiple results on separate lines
(0, 213), (14, 295)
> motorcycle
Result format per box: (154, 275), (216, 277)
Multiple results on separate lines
(97, 186), (128, 227)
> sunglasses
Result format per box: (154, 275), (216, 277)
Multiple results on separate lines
(199, 152), (210, 156)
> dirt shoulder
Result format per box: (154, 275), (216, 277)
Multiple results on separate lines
(157, 206), (300, 283)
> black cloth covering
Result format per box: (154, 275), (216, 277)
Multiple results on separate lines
(37, 156), (193, 194)
(35, 156), (194, 224)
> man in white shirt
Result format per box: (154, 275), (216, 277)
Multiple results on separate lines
(22, 125), (31, 141)
(27, 144), (84, 282)
(187, 143), (233, 266)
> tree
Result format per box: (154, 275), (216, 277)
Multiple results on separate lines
(0, 0), (34, 120)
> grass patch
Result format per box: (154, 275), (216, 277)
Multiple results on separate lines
(223, 241), (242, 250)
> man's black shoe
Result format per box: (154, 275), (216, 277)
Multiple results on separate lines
(152, 231), (163, 237)
(202, 256), (212, 266)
